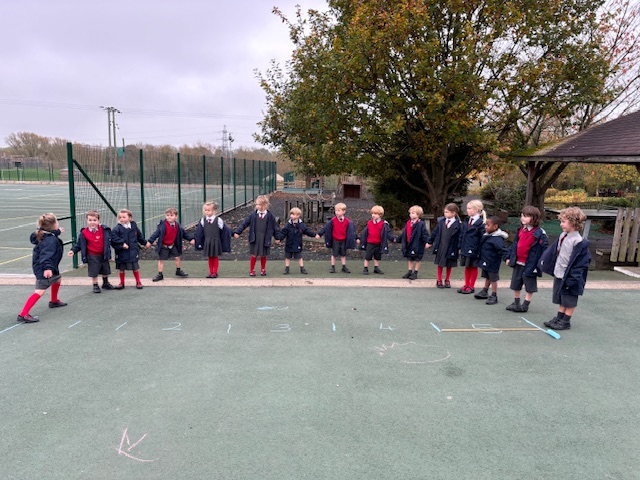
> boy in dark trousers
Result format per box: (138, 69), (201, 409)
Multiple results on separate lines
(67, 210), (115, 293)
(539, 207), (591, 330)
(280, 207), (315, 274)
(146, 207), (195, 281)
(474, 216), (509, 305)
(396, 205), (430, 280)
(358, 205), (395, 274)
(505, 205), (548, 312)
(316, 202), (357, 273)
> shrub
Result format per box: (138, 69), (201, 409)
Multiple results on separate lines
(480, 178), (527, 216)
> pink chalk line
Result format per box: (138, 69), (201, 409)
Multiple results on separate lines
(117, 427), (158, 463)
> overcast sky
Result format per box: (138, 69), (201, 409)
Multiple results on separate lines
(0, 0), (328, 150)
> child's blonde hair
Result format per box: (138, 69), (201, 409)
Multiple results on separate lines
(165, 207), (178, 216)
(118, 208), (133, 219)
(289, 207), (302, 216)
(86, 210), (100, 220)
(36, 213), (58, 242)
(370, 205), (384, 216)
(409, 205), (424, 216)
(203, 201), (218, 213)
(334, 202), (347, 212)
(466, 199), (487, 222)
(559, 207), (587, 231)
(256, 195), (270, 208)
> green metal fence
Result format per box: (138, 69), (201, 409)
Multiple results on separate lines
(66, 143), (276, 268)
(0, 157), (58, 181)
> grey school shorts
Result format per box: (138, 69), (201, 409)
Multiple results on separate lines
(331, 240), (347, 258)
(364, 243), (382, 261)
(509, 264), (538, 293)
(285, 251), (302, 260)
(552, 277), (579, 308)
(35, 274), (62, 290)
(87, 254), (111, 277)
(481, 269), (500, 282)
(158, 244), (180, 260)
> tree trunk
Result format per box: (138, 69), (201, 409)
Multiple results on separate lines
(523, 161), (570, 212)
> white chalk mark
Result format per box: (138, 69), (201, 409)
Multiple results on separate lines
(379, 323), (396, 331)
(117, 427), (158, 463)
(68, 321), (82, 328)
(115, 322), (127, 331)
(332, 323), (336, 332)
(0, 323), (23, 335)
(162, 322), (182, 331)
(227, 324), (232, 334)
(257, 306), (289, 311)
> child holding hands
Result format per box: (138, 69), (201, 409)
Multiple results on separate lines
(146, 207), (194, 281)
(458, 199), (486, 294)
(194, 201), (232, 278)
(474, 216), (508, 305)
(234, 195), (280, 277)
(280, 207), (315, 274)
(111, 208), (147, 289)
(358, 205), (394, 274)
(316, 202), (357, 273)
(68, 210), (115, 293)
(397, 205), (430, 280)
(426, 203), (461, 288)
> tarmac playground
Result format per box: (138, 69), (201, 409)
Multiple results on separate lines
(1, 183), (639, 479)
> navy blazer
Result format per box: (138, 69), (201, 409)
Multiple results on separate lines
(69, 224), (112, 263)
(427, 217), (461, 260)
(459, 217), (485, 259)
(147, 219), (194, 255)
(111, 221), (147, 263)
(194, 217), (232, 253)
(478, 229), (509, 273)
(317, 217), (357, 250)
(234, 210), (281, 248)
(506, 226), (549, 277)
(396, 220), (430, 259)
(31, 229), (64, 279)
(359, 220), (395, 253)
(280, 219), (316, 253)
(539, 237), (591, 296)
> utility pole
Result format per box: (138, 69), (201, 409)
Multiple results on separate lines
(100, 106), (121, 176)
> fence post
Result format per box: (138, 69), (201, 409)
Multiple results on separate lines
(220, 157), (224, 213)
(243, 159), (247, 205)
(177, 152), (182, 221)
(233, 158), (237, 209)
(66, 143), (78, 269)
(202, 155), (207, 204)
(139, 149), (146, 237)
(252, 160), (256, 200)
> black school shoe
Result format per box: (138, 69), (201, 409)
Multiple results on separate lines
(373, 267), (384, 274)
(341, 265), (351, 273)
(49, 300), (68, 308)
(93, 284), (102, 293)
(17, 314), (39, 323)
(152, 272), (164, 282)
(175, 268), (189, 277)
(474, 289), (489, 299)
(102, 282), (115, 290)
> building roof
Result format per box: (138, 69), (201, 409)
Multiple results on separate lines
(520, 110), (640, 163)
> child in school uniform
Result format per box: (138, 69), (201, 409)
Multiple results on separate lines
(396, 205), (430, 280)
(234, 195), (280, 277)
(194, 201), (232, 278)
(505, 205), (549, 312)
(426, 203), (461, 288)
(458, 199), (486, 294)
(474, 216), (509, 305)
(280, 207), (316, 274)
(539, 207), (591, 331)
(358, 205), (395, 274)
(316, 202), (357, 273)
(17, 213), (67, 323)
(146, 207), (195, 281)
(67, 210), (115, 293)
(111, 208), (147, 290)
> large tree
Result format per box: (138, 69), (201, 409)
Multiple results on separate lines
(257, 0), (612, 214)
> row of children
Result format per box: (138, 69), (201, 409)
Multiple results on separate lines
(17, 197), (590, 332)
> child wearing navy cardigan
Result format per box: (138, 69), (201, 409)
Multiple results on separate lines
(358, 205), (395, 275)
(67, 210), (115, 293)
(17, 213), (67, 323)
(539, 207), (591, 331)
(234, 195), (281, 277)
(111, 209), (147, 289)
(426, 203), (461, 288)
(316, 202), (357, 273)
(474, 216), (509, 305)
(280, 207), (315, 274)
(458, 199), (486, 294)
(396, 205), (430, 280)
(146, 207), (195, 281)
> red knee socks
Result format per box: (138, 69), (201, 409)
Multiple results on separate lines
(20, 293), (42, 316)
(468, 267), (478, 287)
(437, 266), (443, 281)
(249, 256), (257, 273)
(208, 257), (219, 274)
(260, 256), (267, 271)
(133, 270), (141, 283)
(119, 271), (126, 285)
(50, 282), (60, 302)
